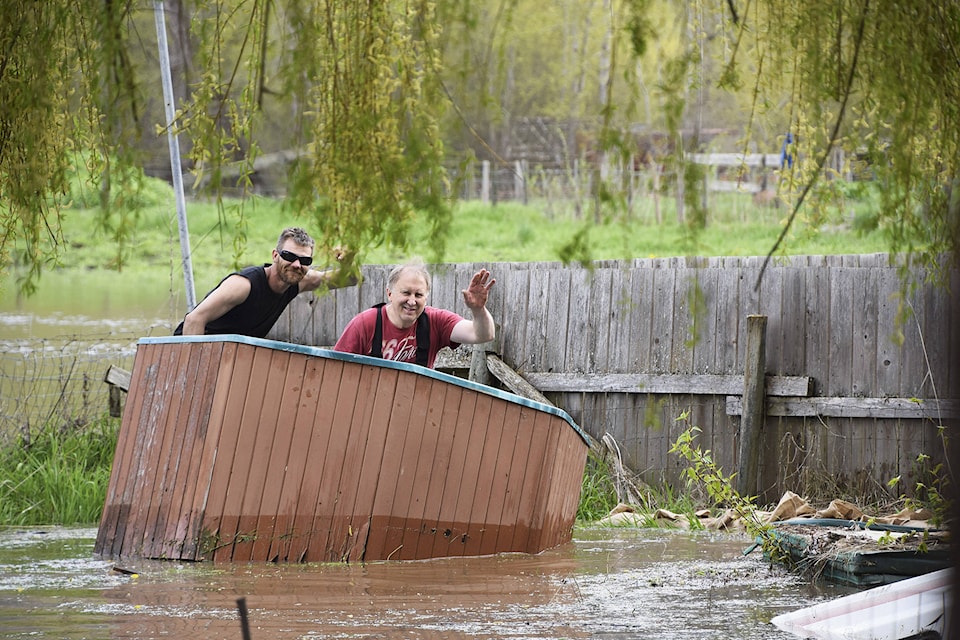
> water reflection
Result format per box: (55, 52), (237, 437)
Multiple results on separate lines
(0, 526), (856, 639)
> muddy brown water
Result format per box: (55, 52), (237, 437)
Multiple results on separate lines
(0, 526), (859, 639)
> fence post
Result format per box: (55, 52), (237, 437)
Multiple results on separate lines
(481, 160), (491, 203)
(737, 314), (767, 497)
(469, 325), (500, 386)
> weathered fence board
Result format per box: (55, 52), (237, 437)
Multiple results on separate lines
(273, 254), (957, 503)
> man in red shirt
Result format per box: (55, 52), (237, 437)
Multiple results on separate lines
(334, 261), (495, 368)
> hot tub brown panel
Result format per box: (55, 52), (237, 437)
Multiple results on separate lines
(95, 337), (588, 563)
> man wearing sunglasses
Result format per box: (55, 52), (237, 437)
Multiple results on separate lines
(174, 227), (354, 337)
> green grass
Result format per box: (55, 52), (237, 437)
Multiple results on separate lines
(0, 418), (119, 526)
(8, 179), (891, 295)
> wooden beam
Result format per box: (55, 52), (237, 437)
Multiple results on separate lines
(521, 372), (812, 397)
(737, 315), (767, 497)
(725, 396), (960, 420)
(104, 365), (132, 392)
(485, 355), (554, 406)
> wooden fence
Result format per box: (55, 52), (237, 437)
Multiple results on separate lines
(270, 253), (958, 504)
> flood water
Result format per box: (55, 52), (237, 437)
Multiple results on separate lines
(0, 525), (858, 640)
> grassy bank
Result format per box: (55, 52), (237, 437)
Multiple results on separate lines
(0, 418), (118, 526)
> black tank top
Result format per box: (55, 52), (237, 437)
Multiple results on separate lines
(173, 265), (299, 338)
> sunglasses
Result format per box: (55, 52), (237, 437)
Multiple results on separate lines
(278, 249), (313, 266)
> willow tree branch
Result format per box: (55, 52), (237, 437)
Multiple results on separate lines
(755, 0), (870, 290)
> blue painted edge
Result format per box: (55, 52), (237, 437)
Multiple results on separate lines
(139, 335), (593, 447)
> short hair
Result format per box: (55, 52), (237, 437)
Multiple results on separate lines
(277, 227), (315, 251)
(387, 259), (431, 292)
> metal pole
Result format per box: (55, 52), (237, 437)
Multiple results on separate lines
(154, 0), (197, 310)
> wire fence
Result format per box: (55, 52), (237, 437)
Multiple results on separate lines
(0, 336), (137, 443)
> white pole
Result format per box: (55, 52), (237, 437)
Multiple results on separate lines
(154, 0), (197, 310)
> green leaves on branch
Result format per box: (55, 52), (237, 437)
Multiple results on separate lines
(285, 0), (451, 270)
(669, 414), (787, 563)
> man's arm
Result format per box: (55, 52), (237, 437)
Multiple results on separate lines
(449, 269), (496, 344)
(299, 266), (359, 292)
(300, 249), (361, 293)
(180, 275), (251, 335)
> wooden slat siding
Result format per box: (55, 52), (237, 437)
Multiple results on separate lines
(855, 265), (880, 490)
(96, 340), (160, 558)
(506, 407), (546, 553)
(567, 268), (593, 370)
(550, 422), (588, 549)
(309, 358), (362, 562)
(124, 343), (184, 558)
(276, 357), (328, 562)
(671, 268), (695, 374)
(446, 392), (493, 557)
(755, 262), (783, 500)
(642, 259), (679, 478)
(248, 353), (309, 562)
(427, 387), (478, 560)
(476, 401), (520, 556)
(525, 409), (563, 554)
(158, 341), (214, 559)
(93, 342), (143, 555)
(525, 265), (551, 371)
(830, 265), (855, 397)
(325, 363), (381, 562)
(711, 257), (738, 468)
(608, 268), (631, 372)
(266, 357), (321, 562)
(651, 263), (675, 372)
(195, 341), (253, 559)
(512, 407), (552, 554)
(394, 375), (447, 560)
(461, 394), (507, 557)
(547, 268), (573, 371)
(333, 279), (362, 348)
(500, 266), (530, 369)
(230, 348), (295, 562)
(363, 370), (419, 561)
(404, 383), (460, 559)
(759, 260), (784, 375)
(408, 378), (460, 560)
(525, 412), (557, 553)
(289, 358), (342, 562)
(627, 266), (654, 470)
(412, 383), (464, 560)
(377, 371), (431, 560)
(109, 343), (165, 558)
(950, 265), (960, 396)
(493, 404), (535, 553)
(184, 341), (238, 560)
(780, 266), (806, 375)
(345, 366), (399, 562)
(912, 273), (938, 453)
(948, 264), (960, 395)
(692, 266), (719, 374)
(211, 345), (274, 562)
(541, 414), (579, 551)
(231, 352), (291, 562)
